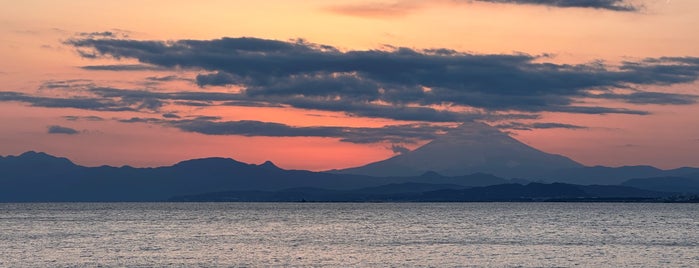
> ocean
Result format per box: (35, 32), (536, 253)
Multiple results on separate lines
(1, 202), (697, 267)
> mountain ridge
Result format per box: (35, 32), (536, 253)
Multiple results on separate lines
(2, 150), (699, 202)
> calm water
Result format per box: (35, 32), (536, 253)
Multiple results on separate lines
(1, 203), (698, 267)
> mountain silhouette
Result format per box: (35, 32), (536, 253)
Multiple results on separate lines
(622, 176), (699, 193)
(0, 151), (511, 202)
(1, 151), (697, 202)
(338, 122), (582, 178)
(170, 182), (671, 202)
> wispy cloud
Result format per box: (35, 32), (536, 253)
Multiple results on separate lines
(47, 125), (79, 135)
(327, 0), (639, 18)
(473, 0), (638, 11)
(495, 122), (588, 131)
(118, 116), (453, 144)
(326, 1), (422, 18)
(79, 64), (166, 71)
(63, 115), (104, 121)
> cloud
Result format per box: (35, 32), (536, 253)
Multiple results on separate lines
(326, 1), (420, 18)
(474, 0), (638, 11)
(0, 91), (134, 111)
(63, 115), (104, 121)
(591, 91), (699, 105)
(80, 64), (166, 71)
(66, 36), (699, 119)
(76, 30), (130, 39)
(327, 0), (639, 18)
(146, 75), (182, 82)
(162, 113), (180, 119)
(118, 116), (452, 144)
(390, 144), (411, 154)
(495, 122), (588, 131)
(39, 79), (94, 90)
(47, 125), (79, 135)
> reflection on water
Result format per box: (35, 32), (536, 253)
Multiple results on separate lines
(1, 203), (698, 267)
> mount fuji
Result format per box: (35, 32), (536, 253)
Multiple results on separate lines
(338, 122), (583, 178)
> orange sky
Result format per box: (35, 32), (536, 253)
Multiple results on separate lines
(1, 0), (699, 170)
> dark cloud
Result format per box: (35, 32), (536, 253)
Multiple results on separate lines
(328, 0), (638, 18)
(47, 125), (79, 135)
(220, 100), (284, 108)
(0, 91), (134, 111)
(162, 113), (180, 119)
(390, 144), (411, 154)
(84, 86), (502, 122)
(118, 116), (452, 144)
(39, 79), (94, 90)
(495, 122), (587, 131)
(66, 37), (699, 119)
(474, 0), (638, 11)
(591, 91), (699, 105)
(80, 64), (166, 71)
(76, 30), (130, 39)
(173, 100), (213, 107)
(145, 75), (181, 82)
(63, 115), (104, 121)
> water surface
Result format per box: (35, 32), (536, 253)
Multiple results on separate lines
(1, 203), (698, 267)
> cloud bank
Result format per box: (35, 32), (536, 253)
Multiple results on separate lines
(65, 37), (699, 118)
(1, 35), (697, 144)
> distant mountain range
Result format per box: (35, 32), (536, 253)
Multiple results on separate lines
(1, 150), (699, 202)
(2, 122), (699, 202)
(0, 151), (512, 202)
(170, 182), (675, 202)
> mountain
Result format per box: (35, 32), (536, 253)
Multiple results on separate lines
(337, 122), (582, 178)
(170, 182), (671, 202)
(1, 151), (695, 202)
(0, 151), (510, 202)
(535, 165), (699, 185)
(622, 176), (699, 193)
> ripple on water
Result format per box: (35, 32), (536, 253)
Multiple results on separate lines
(0, 202), (698, 267)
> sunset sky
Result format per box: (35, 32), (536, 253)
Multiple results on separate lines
(1, 0), (699, 170)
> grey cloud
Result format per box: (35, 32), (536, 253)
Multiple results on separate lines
(191, 116), (222, 121)
(495, 122), (587, 131)
(63, 115), (104, 121)
(85, 86), (493, 122)
(67, 37), (699, 119)
(592, 91), (698, 105)
(76, 30), (130, 39)
(146, 75), (180, 82)
(473, 0), (638, 11)
(173, 100), (213, 107)
(118, 117), (161, 123)
(119, 116), (451, 144)
(0, 91), (134, 111)
(162, 113), (180, 118)
(391, 144), (411, 155)
(328, 0), (638, 18)
(220, 100), (284, 108)
(47, 125), (79, 135)
(80, 64), (166, 71)
(39, 79), (94, 90)
(77, 31), (117, 38)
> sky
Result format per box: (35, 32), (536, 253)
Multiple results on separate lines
(1, 0), (699, 170)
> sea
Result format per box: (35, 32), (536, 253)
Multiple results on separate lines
(1, 202), (697, 267)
